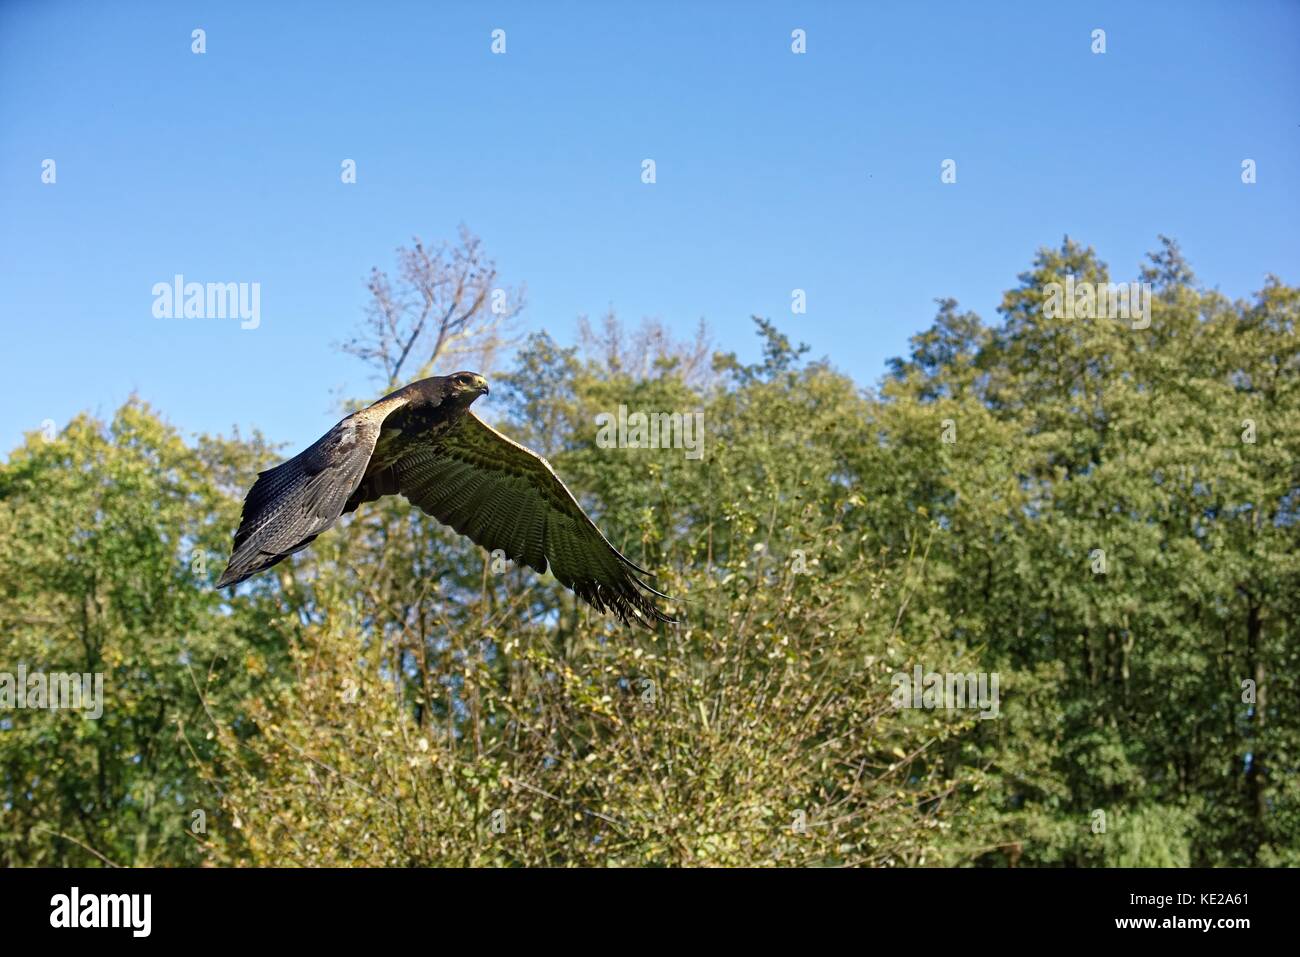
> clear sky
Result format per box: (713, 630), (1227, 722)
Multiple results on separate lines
(2, 0), (1297, 456)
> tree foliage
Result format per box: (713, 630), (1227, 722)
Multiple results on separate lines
(1, 236), (1295, 867)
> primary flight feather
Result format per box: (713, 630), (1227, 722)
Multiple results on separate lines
(217, 372), (675, 626)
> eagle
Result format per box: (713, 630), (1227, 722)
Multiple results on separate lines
(216, 372), (675, 626)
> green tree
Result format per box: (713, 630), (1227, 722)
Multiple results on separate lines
(0, 401), (286, 865)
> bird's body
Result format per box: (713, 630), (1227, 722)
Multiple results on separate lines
(217, 372), (674, 626)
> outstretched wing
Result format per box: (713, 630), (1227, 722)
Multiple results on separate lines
(216, 408), (396, 588)
(373, 412), (675, 626)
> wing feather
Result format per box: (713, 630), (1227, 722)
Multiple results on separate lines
(217, 402), (401, 587)
(392, 412), (675, 626)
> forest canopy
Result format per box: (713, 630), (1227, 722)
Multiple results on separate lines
(1, 236), (1295, 867)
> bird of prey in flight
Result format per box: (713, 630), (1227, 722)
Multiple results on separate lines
(217, 372), (675, 626)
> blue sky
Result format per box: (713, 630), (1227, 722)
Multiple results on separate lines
(2, 0), (1297, 456)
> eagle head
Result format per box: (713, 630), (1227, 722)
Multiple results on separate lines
(447, 371), (490, 401)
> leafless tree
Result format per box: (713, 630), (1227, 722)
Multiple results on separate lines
(342, 226), (525, 388)
(576, 308), (715, 388)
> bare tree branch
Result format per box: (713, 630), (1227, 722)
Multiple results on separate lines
(342, 225), (525, 387)
(576, 308), (716, 388)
